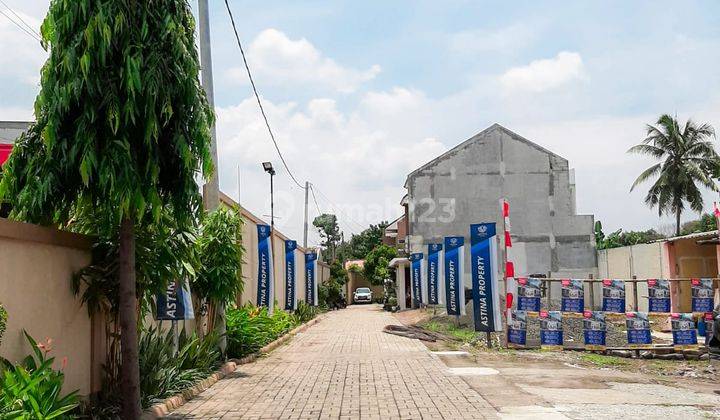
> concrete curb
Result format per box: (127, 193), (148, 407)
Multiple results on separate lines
(141, 314), (324, 419)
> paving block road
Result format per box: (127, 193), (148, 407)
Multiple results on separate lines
(167, 305), (497, 419)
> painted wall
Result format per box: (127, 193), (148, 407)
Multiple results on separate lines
(597, 242), (666, 311)
(0, 219), (94, 395)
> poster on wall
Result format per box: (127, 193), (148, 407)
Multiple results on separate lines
(284, 240), (297, 311)
(256, 224), (274, 310)
(156, 279), (194, 320)
(444, 236), (466, 316)
(583, 310), (606, 350)
(540, 310), (563, 350)
(602, 279), (625, 313)
(691, 278), (714, 312)
(305, 252), (319, 306)
(517, 277), (542, 312)
(647, 279), (671, 313)
(410, 253), (424, 308)
(507, 310), (527, 348)
(470, 223), (503, 332)
(671, 313), (698, 350)
(626, 312), (652, 347)
(427, 243), (443, 305)
(561, 279), (585, 313)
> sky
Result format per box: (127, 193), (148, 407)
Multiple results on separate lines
(2, 1), (720, 245)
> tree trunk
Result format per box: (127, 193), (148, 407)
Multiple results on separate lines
(119, 217), (141, 419)
(675, 210), (681, 237)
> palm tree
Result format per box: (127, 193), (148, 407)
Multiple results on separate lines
(628, 114), (718, 236)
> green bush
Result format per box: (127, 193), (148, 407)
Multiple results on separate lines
(226, 304), (306, 359)
(0, 332), (80, 419)
(293, 301), (319, 325)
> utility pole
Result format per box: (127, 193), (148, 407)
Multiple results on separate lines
(198, 0), (224, 354)
(303, 181), (310, 248)
(199, 0), (219, 211)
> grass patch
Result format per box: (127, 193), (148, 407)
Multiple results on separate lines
(579, 353), (630, 367)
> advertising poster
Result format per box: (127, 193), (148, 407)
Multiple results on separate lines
(704, 312), (715, 347)
(256, 224), (274, 309)
(561, 279), (584, 313)
(691, 278), (714, 312)
(156, 279), (194, 321)
(517, 277), (542, 312)
(602, 279), (626, 313)
(647, 279), (671, 313)
(540, 310), (563, 350)
(427, 243), (443, 305)
(470, 223), (503, 333)
(444, 236), (466, 316)
(305, 252), (319, 306)
(583, 310), (606, 350)
(410, 253), (424, 308)
(284, 240), (297, 311)
(507, 310), (527, 348)
(671, 313), (698, 350)
(626, 312), (652, 347)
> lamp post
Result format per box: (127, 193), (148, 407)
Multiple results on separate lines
(262, 162), (276, 312)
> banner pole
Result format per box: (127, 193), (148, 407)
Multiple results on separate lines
(486, 331), (492, 348)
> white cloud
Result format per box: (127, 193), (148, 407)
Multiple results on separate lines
(0, 9), (46, 85)
(449, 23), (537, 54)
(500, 51), (586, 93)
(225, 28), (381, 93)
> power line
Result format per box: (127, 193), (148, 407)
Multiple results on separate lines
(311, 184), (367, 233)
(0, 1), (41, 39)
(223, 0), (304, 189)
(309, 183), (322, 216)
(0, 7), (41, 43)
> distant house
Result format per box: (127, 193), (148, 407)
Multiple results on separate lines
(0, 121), (31, 165)
(403, 123), (597, 279)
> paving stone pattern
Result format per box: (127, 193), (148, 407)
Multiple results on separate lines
(167, 305), (497, 419)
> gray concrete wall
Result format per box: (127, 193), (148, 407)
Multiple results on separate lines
(406, 124), (597, 285)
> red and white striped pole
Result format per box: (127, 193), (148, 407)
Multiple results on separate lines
(501, 199), (516, 347)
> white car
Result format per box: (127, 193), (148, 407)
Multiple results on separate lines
(353, 287), (373, 303)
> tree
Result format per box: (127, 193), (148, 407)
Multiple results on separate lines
(313, 213), (341, 261)
(363, 245), (397, 286)
(596, 228), (665, 249)
(680, 213), (718, 235)
(628, 114), (719, 236)
(0, 2), (213, 417)
(339, 221), (389, 261)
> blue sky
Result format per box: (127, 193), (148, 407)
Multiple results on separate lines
(2, 1), (720, 244)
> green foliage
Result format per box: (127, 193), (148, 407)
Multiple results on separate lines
(363, 245), (397, 286)
(338, 221), (389, 260)
(137, 327), (220, 408)
(0, 303), (6, 347)
(0, 0), (214, 229)
(0, 332), (80, 419)
(680, 213), (718, 235)
(628, 114), (719, 235)
(313, 213), (341, 261)
(596, 228), (665, 250)
(292, 301), (319, 325)
(194, 207), (244, 306)
(226, 305), (310, 359)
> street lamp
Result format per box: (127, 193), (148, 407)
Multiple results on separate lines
(262, 162), (276, 278)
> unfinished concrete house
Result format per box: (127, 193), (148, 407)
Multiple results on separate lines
(404, 123), (597, 279)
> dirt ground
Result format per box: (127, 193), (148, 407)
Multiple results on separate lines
(393, 308), (720, 419)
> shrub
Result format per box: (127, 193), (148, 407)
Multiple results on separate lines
(226, 304), (305, 359)
(0, 332), (80, 419)
(293, 301), (318, 325)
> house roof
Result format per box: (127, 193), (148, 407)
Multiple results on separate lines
(404, 123), (566, 187)
(0, 121), (32, 144)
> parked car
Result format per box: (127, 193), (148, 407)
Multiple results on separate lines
(353, 287), (373, 304)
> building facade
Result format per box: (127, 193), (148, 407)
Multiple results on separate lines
(404, 123), (597, 280)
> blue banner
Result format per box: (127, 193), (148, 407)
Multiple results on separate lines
(256, 224), (273, 308)
(470, 223), (502, 332)
(692, 278), (714, 312)
(156, 279), (194, 320)
(284, 240), (297, 311)
(410, 253), (424, 307)
(648, 279), (671, 312)
(427, 243), (442, 305)
(671, 313), (698, 348)
(626, 312), (652, 346)
(508, 310), (527, 347)
(561, 279), (584, 313)
(540, 311), (563, 349)
(602, 279), (625, 313)
(583, 310), (606, 350)
(444, 236), (465, 316)
(517, 278), (542, 311)
(305, 252), (318, 306)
